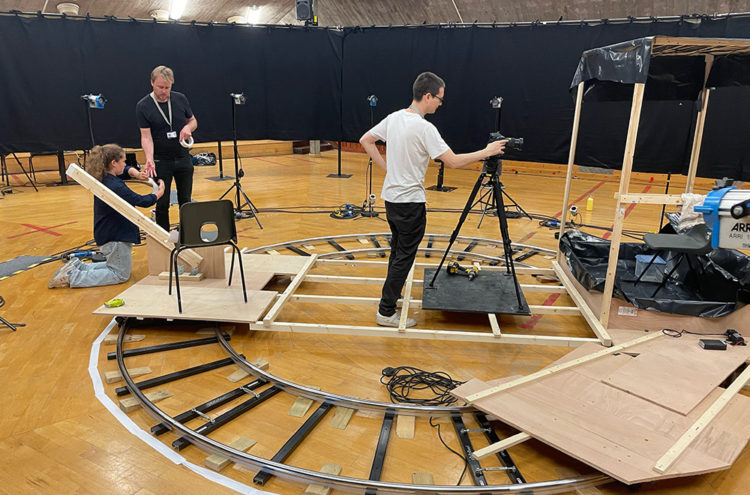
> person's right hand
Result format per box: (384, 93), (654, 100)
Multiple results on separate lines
(155, 179), (165, 199)
(144, 160), (156, 178)
(486, 139), (508, 157)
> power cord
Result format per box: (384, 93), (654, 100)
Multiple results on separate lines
(429, 416), (468, 485)
(380, 366), (464, 406)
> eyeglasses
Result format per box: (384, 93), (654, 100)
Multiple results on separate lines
(432, 94), (444, 103)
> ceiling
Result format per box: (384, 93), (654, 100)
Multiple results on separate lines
(1, 0), (750, 26)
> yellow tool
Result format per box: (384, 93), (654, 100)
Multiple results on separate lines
(446, 261), (478, 281)
(104, 298), (124, 308)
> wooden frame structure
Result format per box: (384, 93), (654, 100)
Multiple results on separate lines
(556, 36), (750, 334)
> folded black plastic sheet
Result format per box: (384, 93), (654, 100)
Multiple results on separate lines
(559, 229), (750, 317)
(571, 38), (655, 88)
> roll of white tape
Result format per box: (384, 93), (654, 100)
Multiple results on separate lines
(180, 136), (194, 148)
(147, 178), (159, 195)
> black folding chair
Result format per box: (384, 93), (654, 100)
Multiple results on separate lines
(634, 223), (712, 298)
(168, 199), (247, 313)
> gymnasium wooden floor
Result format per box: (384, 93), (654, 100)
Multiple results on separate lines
(0, 148), (748, 494)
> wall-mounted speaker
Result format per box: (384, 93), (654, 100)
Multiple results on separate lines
(295, 0), (313, 21)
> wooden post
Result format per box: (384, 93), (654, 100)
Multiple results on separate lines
(685, 54), (714, 193)
(557, 82), (585, 249)
(598, 83), (645, 328)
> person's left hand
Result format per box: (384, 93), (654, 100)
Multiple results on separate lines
(179, 126), (192, 142)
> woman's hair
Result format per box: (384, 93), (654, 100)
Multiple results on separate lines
(88, 144), (125, 181)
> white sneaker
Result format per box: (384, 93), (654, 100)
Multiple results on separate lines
(47, 257), (82, 288)
(376, 311), (417, 328)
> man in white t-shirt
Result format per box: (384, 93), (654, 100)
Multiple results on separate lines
(360, 72), (508, 328)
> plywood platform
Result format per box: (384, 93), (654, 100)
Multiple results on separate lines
(93, 275), (277, 323)
(452, 334), (750, 485)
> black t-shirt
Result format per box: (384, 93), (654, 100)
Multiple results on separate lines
(136, 91), (193, 160)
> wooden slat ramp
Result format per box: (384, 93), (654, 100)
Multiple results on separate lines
(452, 331), (750, 485)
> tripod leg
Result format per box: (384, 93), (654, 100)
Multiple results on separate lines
(501, 189), (532, 220)
(238, 184), (263, 229)
(429, 174), (485, 287)
(493, 179), (524, 309)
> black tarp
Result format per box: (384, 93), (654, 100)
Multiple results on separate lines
(4, 13), (750, 180)
(559, 229), (750, 317)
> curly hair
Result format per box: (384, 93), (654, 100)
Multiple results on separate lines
(87, 144), (125, 181)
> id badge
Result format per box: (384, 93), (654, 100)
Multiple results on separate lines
(166, 131), (177, 139)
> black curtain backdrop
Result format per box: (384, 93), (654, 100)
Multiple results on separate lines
(2, 13), (750, 179)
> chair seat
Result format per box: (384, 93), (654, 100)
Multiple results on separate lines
(643, 224), (711, 255)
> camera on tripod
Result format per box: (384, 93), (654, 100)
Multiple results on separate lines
(367, 94), (378, 106)
(231, 93), (246, 105)
(489, 131), (523, 152)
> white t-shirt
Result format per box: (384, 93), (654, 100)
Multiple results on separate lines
(369, 109), (450, 203)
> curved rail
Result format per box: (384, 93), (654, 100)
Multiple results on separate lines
(115, 318), (612, 494)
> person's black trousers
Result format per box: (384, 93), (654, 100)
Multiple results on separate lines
(154, 156), (194, 231)
(379, 201), (426, 317)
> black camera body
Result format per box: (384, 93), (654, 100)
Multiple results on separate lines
(489, 131), (523, 152)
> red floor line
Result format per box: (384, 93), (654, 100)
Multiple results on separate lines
(602, 185), (652, 240)
(521, 293), (560, 330)
(552, 180), (607, 218)
(7, 221), (77, 239)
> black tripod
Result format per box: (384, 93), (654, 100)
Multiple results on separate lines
(357, 94), (385, 221)
(428, 156), (525, 311)
(472, 162), (531, 228)
(220, 93), (262, 229)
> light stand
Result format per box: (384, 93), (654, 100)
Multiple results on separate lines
(357, 95), (386, 221)
(82, 93), (105, 149)
(219, 93), (262, 229)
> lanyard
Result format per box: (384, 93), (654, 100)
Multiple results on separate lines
(408, 105), (424, 118)
(150, 92), (173, 130)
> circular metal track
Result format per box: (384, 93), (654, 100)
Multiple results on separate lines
(105, 233), (611, 494)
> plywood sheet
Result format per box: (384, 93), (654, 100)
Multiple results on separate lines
(235, 253), (311, 275)
(601, 336), (750, 414)
(93, 276), (277, 324)
(452, 352), (750, 484)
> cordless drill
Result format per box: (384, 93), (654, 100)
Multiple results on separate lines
(446, 261), (478, 281)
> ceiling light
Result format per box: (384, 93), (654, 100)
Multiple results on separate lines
(56, 2), (79, 15)
(150, 9), (169, 21)
(170, 0), (187, 20)
(227, 15), (247, 24)
(247, 6), (261, 25)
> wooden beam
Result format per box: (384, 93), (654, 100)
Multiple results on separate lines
(488, 313), (501, 337)
(398, 263), (416, 332)
(617, 193), (684, 205)
(472, 432), (531, 460)
(685, 55), (714, 194)
(252, 321), (599, 347)
(263, 254), (317, 325)
(653, 361), (750, 474)
(464, 330), (662, 402)
(598, 83), (645, 329)
(558, 81), (584, 248)
(66, 163), (202, 268)
(552, 261), (612, 346)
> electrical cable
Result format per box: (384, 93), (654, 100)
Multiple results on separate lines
(380, 366), (464, 406)
(429, 416), (468, 485)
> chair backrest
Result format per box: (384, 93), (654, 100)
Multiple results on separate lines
(643, 223), (712, 255)
(178, 200), (237, 247)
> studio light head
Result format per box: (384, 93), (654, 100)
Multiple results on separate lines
(82, 93), (106, 109)
(489, 96), (503, 109)
(230, 93), (246, 105)
(367, 94), (378, 106)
